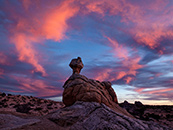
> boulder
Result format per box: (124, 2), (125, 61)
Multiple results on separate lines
(63, 73), (132, 117)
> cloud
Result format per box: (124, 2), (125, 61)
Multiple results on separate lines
(4, 0), (79, 76)
(80, 0), (173, 53)
(104, 36), (144, 83)
(42, 0), (79, 41)
(0, 52), (11, 65)
(0, 0), (173, 104)
(12, 76), (63, 97)
(0, 69), (4, 76)
(134, 87), (173, 101)
(11, 34), (47, 76)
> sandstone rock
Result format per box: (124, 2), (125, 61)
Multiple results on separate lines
(0, 114), (40, 130)
(48, 101), (171, 130)
(62, 74), (131, 116)
(69, 57), (84, 74)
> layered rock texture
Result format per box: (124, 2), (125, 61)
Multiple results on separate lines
(62, 74), (133, 117)
(63, 57), (132, 117)
(48, 101), (171, 130)
(0, 114), (40, 130)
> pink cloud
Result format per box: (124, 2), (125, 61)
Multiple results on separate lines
(42, 0), (79, 41)
(134, 87), (173, 98)
(81, 0), (173, 52)
(106, 36), (144, 83)
(0, 52), (10, 65)
(8, 0), (79, 76)
(0, 69), (4, 76)
(12, 76), (63, 97)
(95, 68), (114, 81)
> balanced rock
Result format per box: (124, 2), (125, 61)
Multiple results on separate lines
(69, 57), (84, 74)
(63, 57), (131, 117)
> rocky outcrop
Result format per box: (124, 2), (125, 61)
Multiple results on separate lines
(0, 114), (40, 130)
(62, 74), (132, 117)
(63, 57), (132, 117)
(48, 101), (171, 130)
(120, 100), (173, 128)
(69, 57), (84, 74)
(0, 93), (64, 116)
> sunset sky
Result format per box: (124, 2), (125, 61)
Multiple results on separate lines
(0, 0), (172, 105)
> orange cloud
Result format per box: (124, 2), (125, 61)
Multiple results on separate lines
(124, 77), (133, 84)
(11, 33), (47, 76)
(106, 36), (144, 83)
(42, 0), (79, 41)
(94, 36), (143, 84)
(134, 88), (145, 93)
(116, 71), (126, 80)
(144, 88), (173, 94)
(9, 0), (79, 76)
(0, 69), (4, 76)
(13, 76), (63, 97)
(95, 68), (113, 81)
(135, 87), (173, 97)
(106, 36), (129, 60)
(0, 52), (10, 65)
(81, 0), (173, 52)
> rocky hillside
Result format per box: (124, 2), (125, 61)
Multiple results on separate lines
(120, 100), (173, 128)
(0, 92), (64, 116)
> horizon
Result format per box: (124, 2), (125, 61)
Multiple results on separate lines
(0, 0), (172, 105)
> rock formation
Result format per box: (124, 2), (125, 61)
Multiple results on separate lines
(62, 57), (133, 117)
(120, 100), (173, 128)
(69, 57), (84, 74)
(48, 101), (171, 130)
(0, 114), (40, 130)
(0, 93), (64, 116)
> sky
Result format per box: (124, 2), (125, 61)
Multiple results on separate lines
(0, 0), (173, 105)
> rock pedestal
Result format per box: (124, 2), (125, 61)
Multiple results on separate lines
(63, 57), (132, 117)
(69, 57), (84, 74)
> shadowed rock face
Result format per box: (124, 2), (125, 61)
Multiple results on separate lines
(120, 100), (173, 128)
(0, 114), (40, 130)
(48, 101), (171, 130)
